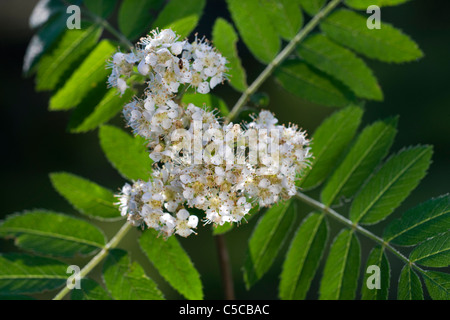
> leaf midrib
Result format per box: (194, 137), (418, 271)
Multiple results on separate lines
(335, 231), (353, 299)
(354, 147), (428, 224)
(252, 204), (291, 272)
(423, 272), (450, 297)
(299, 41), (378, 98)
(301, 112), (354, 185)
(280, 64), (345, 98)
(386, 207), (450, 243)
(327, 123), (391, 204)
(288, 214), (323, 298)
(322, 15), (420, 58)
(40, 26), (99, 84)
(0, 227), (104, 249)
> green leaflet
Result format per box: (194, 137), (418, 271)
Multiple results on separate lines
(279, 212), (328, 300)
(71, 279), (111, 300)
(0, 210), (106, 258)
(0, 253), (67, 294)
(350, 145), (433, 225)
(99, 125), (152, 181)
(422, 271), (450, 300)
(298, 0), (326, 16)
(49, 40), (116, 110)
(321, 9), (423, 63)
(319, 229), (361, 300)
(68, 85), (135, 133)
(139, 229), (203, 300)
(297, 34), (383, 101)
(361, 246), (390, 300)
(36, 24), (103, 91)
(84, 0), (117, 19)
(410, 231), (450, 268)
(321, 117), (397, 206)
(152, 0), (205, 38)
(275, 59), (355, 107)
(260, 0), (303, 40)
(23, 12), (68, 75)
(50, 172), (121, 221)
(300, 105), (363, 190)
(383, 194), (450, 246)
(243, 200), (296, 289)
(181, 93), (230, 117)
(212, 18), (247, 93)
(397, 265), (424, 300)
(226, 0), (280, 64)
(345, 0), (411, 10)
(103, 249), (164, 300)
(118, 0), (163, 40)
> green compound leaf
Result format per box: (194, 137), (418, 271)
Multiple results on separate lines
(244, 200), (296, 289)
(36, 24), (103, 91)
(84, 0), (117, 19)
(68, 85), (135, 133)
(319, 229), (361, 300)
(321, 9), (423, 63)
(49, 40), (116, 110)
(279, 212), (328, 300)
(50, 172), (121, 221)
(398, 265), (424, 300)
(119, 0), (164, 40)
(103, 249), (164, 300)
(226, 0), (280, 64)
(345, 0), (412, 10)
(275, 59), (355, 108)
(261, 0), (303, 41)
(0, 253), (67, 294)
(99, 125), (152, 181)
(422, 271), (450, 300)
(152, 0), (205, 38)
(182, 93), (229, 117)
(0, 210), (106, 258)
(298, 0), (326, 16)
(300, 104), (363, 190)
(350, 145), (433, 225)
(71, 278), (112, 300)
(361, 246), (390, 300)
(139, 229), (203, 300)
(410, 231), (450, 268)
(321, 117), (397, 206)
(384, 194), (450, 246)
(297, 34), (383, 101)
(212, 18), (247, 93)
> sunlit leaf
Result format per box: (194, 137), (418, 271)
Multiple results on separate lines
(0, 210), (106, 257)
(139, 229), (203, 300)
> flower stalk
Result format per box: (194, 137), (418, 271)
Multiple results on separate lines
(53, 222), (133, 300)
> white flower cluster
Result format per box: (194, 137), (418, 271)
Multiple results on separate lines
(111, 29), (312, 238)
(108, 29), (227, 162)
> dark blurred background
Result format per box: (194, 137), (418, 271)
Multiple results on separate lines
(0, 0), (448, 300)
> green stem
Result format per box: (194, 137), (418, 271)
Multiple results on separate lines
(295, 191), (426, 275)
(84, 10), (134, 48)
(53, 222), (133, 300)
(226, 0), (343, 122)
